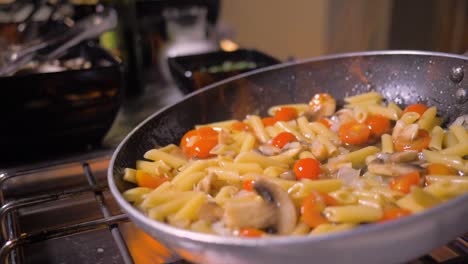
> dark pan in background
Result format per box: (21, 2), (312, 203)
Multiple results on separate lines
(168, 49), (280, 93)
(110, 50), (467, 264)
(0, 42), (122, 163)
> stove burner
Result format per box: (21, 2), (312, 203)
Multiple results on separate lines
(0, 152), (465, 264)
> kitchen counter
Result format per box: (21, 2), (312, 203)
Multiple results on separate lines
(103, 75), (185, 148)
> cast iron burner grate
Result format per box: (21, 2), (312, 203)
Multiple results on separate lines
(0, 152), (465, 264)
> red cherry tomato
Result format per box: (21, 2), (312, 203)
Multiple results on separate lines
(300, 191), (337, 228)
(366, 115), (391, 138)
(262, 117), (277, 127)
(426, 163), (457, 176)
(293, 158), (321, 180)
(271, 132), (296, 148)
(317, 118), (332, 128)
(243, 179), (255, 192)
(389, 171), (420, 193)
(402, 103), (428, 116)
(378, 208), (412, 223)
(339, 120), (371, 145)
(180, 127), (219, 159)
(135, 170), (168, 189)
(239, 228), (264, 237)
(274, 107), (298, 122)
(232, 121), (250, 131)
(394, 129), (430, 152)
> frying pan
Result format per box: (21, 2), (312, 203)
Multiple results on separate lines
(109, 50), (468, 264)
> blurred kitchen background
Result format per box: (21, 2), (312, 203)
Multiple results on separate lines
(0, 0), (467, 162)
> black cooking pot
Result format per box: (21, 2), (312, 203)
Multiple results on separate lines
(109, 50), (468, 264)
(0, 42), (122, 161)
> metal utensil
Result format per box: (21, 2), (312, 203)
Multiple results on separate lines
(0, 7), (117, 76)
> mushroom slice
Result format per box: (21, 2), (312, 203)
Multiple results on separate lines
(388, 151), (419, 163)
(309, 93), (336, 117)
(253, 177), (297, 235)
(223, 198), (277, 229)
(199, 202), (224, 223)
(367, 159), (425, 177)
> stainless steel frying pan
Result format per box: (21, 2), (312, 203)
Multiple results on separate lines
(108, 50), (468, 264)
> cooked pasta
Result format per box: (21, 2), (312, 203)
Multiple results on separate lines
(122, 91), (468, 238)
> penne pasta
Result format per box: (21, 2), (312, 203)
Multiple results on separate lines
(310, 223), (356, 235)
(297, 116), (316, 140)
(144, 149), (188, 169)
(443, 131), (459, 148)
(367, 105), (399, 120)
(449, 124), (468, 143)
(246, 115), (270, 143)
(422, 150), (468, 173)
(121, 91), (467, 238)
(123, 168), (137, 183)
(429, 126), (444, 151)
(417, 106), (437, 131)
(381, 134), (394, 153)
(440, 142), (468, 157)
(323, 205), (383, 223)
(339, 146), (380, 168)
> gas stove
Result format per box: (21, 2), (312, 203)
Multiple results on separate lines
(0, 151), (466, 264)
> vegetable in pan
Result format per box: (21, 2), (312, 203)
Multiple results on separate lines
(122, 91), (468, 237)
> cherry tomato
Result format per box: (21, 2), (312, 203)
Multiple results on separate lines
(389, 171), (420, 193)
(339, 120), (371, 145)
(300, 191), (336, 228)
(317, 118), (332, 128)
(135, 170), (168, 189)
(394, 129), (430, 152)
(427, 163), (457, 175)
(232, 121), (250, 131)
(402, 103), (429, 116)
(239, 228), (264, 237)
(262, 117), (277, 127)
(274, 107), (298, 121)
(271, 132), (297, 148)
(378, 208), (411, 223)
(301, 201), (328, 228)
(306, 191), (339, 206)
(180, 127), (219, 159)
(243, 179), (255, 192)
(366, 115), (391, 137)
(180, 129), (198, 150)
(293, 158), (321, 180)
(197, 126), (219, 138)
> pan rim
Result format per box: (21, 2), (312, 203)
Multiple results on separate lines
(108, 50), (468, 246)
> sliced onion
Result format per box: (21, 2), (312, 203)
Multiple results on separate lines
(258, 145), (281, 156)
(337, 166), (361, 186)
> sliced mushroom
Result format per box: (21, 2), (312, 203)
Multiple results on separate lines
(309, 93), (336, 117)
(367, 159), (425, 177)
(199, 202), (224, 223)
(253, 177), (297, 235)
(258, 144), (281, 156)
(388, 151), (419, 163)
(303, 94), (336, 121)
(223, 198), (277, 229)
